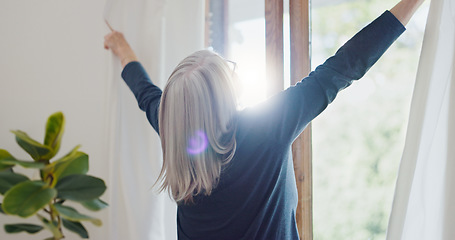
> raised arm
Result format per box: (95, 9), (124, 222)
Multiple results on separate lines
(104, 29), (162, 133)
(248, 2), (424, 144)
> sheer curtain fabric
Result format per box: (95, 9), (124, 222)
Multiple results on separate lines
(104, 0), (204, 239)
(387, 0), (455, 239)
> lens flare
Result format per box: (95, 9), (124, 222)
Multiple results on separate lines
(187, 130), (209, 155)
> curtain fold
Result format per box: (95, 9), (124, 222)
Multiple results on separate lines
(386, 0), (455, 239)
(104, 1), (205, 239)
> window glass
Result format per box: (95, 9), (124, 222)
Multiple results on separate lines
(312, 1), (429, 239)
(226, 0), (266, 108)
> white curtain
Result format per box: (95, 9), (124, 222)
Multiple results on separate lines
(104, 1), (205, 239)
(387, 0), (455, 239)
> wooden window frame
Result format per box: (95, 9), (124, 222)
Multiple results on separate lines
(265, 0), (312, 239)
(206, 0), (313, 239)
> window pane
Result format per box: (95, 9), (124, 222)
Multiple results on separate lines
(312, 1), (429, 239)
(227, 0), (266, 108)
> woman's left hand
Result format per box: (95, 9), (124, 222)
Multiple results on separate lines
(390, 0), (426, 26)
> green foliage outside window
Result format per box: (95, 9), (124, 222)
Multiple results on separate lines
(312, 0), (427, 239)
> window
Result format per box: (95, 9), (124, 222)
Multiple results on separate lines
(312, 1), (429, 239)
(207, 0), (429, 238)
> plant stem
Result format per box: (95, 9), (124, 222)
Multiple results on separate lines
(49, 204), (56, 222)
(53, 199), (63, 233)
(37, 213), (64, 240)
(57, 215), (62, 234)
(49, 202), (64, 240)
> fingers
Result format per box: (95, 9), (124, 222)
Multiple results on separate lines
(105, 19), (114, 32)
(104, 31), (123, 51)
(104, 31), (123, 41)
(103, 22), (135, 63)
(104, 31), (113, 40)
(104, 32), (113, 51)
(104, 19), (115, 51)
(103, 31), (133, 61)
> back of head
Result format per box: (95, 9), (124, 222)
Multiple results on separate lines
(157, 50), (238, 203)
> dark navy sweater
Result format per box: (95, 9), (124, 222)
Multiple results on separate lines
(121, 11), (405, 240)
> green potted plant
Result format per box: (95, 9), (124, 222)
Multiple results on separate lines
(0, 112), (107, 239)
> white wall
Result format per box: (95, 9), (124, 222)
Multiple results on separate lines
(0, 0), (110, 239)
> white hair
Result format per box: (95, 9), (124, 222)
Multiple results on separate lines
(157, 50), (238, 203)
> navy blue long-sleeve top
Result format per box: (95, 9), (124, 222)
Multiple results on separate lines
(121, 11), (405, 240)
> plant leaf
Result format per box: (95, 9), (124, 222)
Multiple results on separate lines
(0, 149), (45, 169)
(10, 130), (52, 161)
(1, 159), (45, 169)
(4, 223), (44, 234)
(81, 198), (108, 211)
(3, 181), (57, 217)
(55, 174), (106, 202)
(0, 171), (30, 195)
(37, 214), (63, 239)
(54, 152), (88, 181)
(41, 145), (80, 181)
(46, 151), (88, 184)
(54, 204), (102, 226)
(0, 149), (17, 170)
(62, 219), (89, 238)
(58, 145), (81, 160)
(0, 203), (5, 214)
(44, 112), (65, 158)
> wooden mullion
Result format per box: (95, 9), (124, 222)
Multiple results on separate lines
(290, 0), (313, 239)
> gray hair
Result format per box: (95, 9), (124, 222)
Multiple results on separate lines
(157, 50), (238, 203)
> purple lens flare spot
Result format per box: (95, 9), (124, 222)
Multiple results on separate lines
(187, 130), (209, 155)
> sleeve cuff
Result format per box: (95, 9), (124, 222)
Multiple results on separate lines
(121, 61), (142, 80)
(384, 10), (406, 32)
(120, 61), (154, 97)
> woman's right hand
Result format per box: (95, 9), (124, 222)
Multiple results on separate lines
(104, 30), (138, 68)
